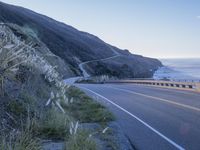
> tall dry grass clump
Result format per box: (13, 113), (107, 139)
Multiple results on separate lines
(0, 23), (68, 111)
(0, 24), (29, 95)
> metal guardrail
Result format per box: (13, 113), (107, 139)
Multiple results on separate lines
(121, 78), (200, 83)
(106, 80), (200, 92)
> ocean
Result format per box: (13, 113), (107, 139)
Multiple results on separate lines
(153, 58), (200, 81)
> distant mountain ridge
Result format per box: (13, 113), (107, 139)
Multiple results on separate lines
(0, 1), (162, 78)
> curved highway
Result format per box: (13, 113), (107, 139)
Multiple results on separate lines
(78, 45), (120, 77)
(76, 83), (200, 150)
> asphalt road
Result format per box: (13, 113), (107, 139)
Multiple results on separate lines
(76, 83), (200, 150)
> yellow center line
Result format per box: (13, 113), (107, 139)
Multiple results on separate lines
(109, 86), (200, 112)
(128, 84), (199, 96)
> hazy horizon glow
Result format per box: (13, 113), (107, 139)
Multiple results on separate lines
(1, 0), (200, 59)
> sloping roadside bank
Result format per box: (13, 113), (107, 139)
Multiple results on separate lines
(0, 23), (133, 150)
(42, 86), (134, 150)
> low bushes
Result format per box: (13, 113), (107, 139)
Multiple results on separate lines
(36, 108), (70, 139)
(63, 87), (115, 123)
(0, 124), (41, 150)
(66, 130), (97, 150)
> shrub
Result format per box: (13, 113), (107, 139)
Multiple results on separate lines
(19, 91), (37, 109)
(64, 87), (115, 123)
(37, 108), (70, 139)
(66, 130), (97, 150)
(0, 129), (41, 150)
(8, 100), (27, 116)
(66, 86), (85, 99)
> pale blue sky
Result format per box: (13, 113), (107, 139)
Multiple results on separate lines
(1, 0), (200, 58)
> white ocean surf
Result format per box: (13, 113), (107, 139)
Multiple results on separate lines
(153, 58), (200, 81)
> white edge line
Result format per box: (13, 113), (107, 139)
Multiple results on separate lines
(80, 86), (185, 150)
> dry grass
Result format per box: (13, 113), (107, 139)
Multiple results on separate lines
(63, 86), (115, 123)
(0, 24), (115, 150)
(0, 126), (41, 150)
(66, 129), (97, 150)
(36, 108), (70, 139)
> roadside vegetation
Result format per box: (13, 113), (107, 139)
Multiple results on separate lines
(62, 86), (115, 123)
(0, 24), (117, 150)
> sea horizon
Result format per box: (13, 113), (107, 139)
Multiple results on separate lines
(154, 58), (200, 81)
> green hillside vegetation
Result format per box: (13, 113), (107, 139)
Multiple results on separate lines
(0, 24), (115, 150)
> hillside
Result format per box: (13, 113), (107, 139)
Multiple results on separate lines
(0, 1), (162, 149)
(0, 1), (162, 78)
(0, 23), (67, 129)
(0, 23), (132, 150)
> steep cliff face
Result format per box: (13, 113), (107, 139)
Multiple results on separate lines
(0, 1), (162, 78)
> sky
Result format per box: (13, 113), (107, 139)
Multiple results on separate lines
(1, 0), (200, 58)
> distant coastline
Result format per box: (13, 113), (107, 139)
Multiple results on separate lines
(153, 58), (200, 81)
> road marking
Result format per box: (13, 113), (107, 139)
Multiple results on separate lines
(123, 84), (200, 96)
(109, 86), (200, 112)
(80, 86), (185, 150)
